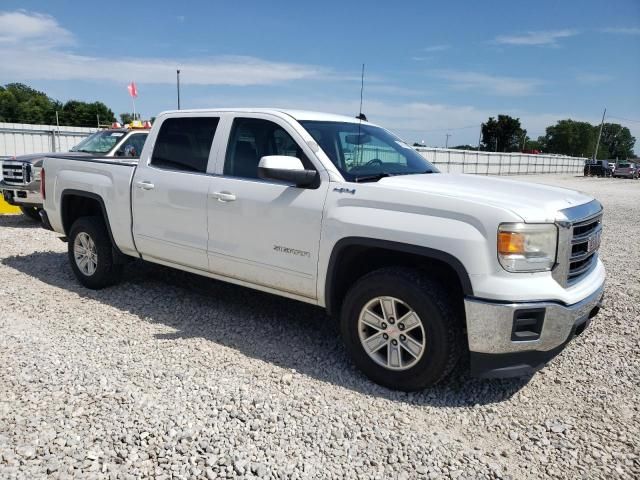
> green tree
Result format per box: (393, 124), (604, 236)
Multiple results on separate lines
(0, 82), (115, 127)
(59, 100), (115, 127)
(120, 112), (136, 124)
(599, 123), (635, 160)
(451, 144), (477, 150)
(0, 83), (59, 124)
(523, 138), (544, 151)
(481, 115), (526, 152)
(541, 119), (600, 158)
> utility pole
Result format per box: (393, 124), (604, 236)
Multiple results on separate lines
(177, 69), (181, 110)
(445, 133), (451, 148)
(55, 111), (60, 152)
(477, 124), (483, 151)
(592, 108), (606, 160)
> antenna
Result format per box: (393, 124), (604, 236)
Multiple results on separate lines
(358, 63), (365, 119)
(356, 63), (366, 165)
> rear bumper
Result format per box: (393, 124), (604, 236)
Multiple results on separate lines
(464, 283), (604, 378)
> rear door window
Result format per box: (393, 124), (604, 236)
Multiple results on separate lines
(151, 117), (219, 173)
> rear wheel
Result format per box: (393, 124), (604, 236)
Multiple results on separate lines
(20, 206), (41, 221)
(340, 267), (463, 391)
(68, 216), (123, 289)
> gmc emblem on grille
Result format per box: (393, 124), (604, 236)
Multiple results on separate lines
(587, 230), (601, 253)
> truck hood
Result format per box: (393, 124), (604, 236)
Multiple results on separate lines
(377, 173), (595, 222)
(7, 151), (91, 167)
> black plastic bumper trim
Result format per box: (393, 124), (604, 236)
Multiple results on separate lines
(470, 313), (595, 379)
(39, 209), (54, 231)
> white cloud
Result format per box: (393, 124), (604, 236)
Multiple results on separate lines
(493, 29), (578, 46)
(576, 73), (613, 85)
(432, 70), (543, 96)
(193, 92), (605, 147)
(0, 10), (74, 47)
(423, 44), (450, 52)
(600, 26), (640, 35)
(0, 10), (330, 86)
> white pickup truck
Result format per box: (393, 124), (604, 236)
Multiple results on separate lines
(42, 109), (605, 390)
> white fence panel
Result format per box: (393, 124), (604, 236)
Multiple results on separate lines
(415, 147), (585, 175)
(0, 122), (98, 158)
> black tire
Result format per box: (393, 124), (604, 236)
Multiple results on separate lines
(20, 206), (41, 221)
(340, 267), (464, 391)
(68, 216), (123, 289)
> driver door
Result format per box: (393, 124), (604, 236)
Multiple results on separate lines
(207, 114), (328, 299)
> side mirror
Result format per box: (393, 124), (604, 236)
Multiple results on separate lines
(258, 156), (317, 187)
(115, 149), (124, 157)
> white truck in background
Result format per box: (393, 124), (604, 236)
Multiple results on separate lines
(41, 108), (605, 390)
(1, 124), (149, 221)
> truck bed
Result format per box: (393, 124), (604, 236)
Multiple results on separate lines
(43, 155), (139, 257)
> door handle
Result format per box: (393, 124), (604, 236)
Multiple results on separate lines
(210, 191), (236, 202)
(135, 181), (155, 190)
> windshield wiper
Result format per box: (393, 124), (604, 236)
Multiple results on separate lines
(353, 172), (392, 183)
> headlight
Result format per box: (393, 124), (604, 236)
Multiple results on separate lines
(497, 223), (557, 272)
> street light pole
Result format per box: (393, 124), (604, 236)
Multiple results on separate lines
(177, 69), (181, 110)
(445, 133), (451, 148)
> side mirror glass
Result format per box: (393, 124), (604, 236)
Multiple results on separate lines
(258, 156), (317, 187)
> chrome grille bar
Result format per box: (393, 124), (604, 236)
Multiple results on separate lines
(1, 161), (29, 185)
(554, 200), (603, 287)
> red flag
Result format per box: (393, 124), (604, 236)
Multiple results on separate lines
(127, 81), (138, 98)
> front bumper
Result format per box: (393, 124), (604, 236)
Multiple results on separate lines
(1, 183), (42, 206)
(464, 283), (604, 378)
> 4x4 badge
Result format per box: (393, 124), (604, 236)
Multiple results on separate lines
(333, 187), (356, 195)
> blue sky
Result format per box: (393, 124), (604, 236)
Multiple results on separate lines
(0, 0), (639, 147)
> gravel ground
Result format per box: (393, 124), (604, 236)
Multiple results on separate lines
(1, 175), (638, 479)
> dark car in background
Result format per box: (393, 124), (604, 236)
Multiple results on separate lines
(584, 160), (613, 177)
(612, 162), (638, 179)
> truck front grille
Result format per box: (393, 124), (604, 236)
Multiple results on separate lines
(553, 201), (603, 288)
(567, 213), (602, 285)
(1, 161), (29, 185)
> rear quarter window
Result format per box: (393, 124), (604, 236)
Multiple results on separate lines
(151, 117), (219, 173)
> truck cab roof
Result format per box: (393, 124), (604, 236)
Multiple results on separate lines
(156, 108), (375, 126)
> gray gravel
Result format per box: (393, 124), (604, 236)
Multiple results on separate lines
(1, 175), (639, 479)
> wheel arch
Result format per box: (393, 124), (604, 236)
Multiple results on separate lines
(324, 237), (473, 317)
(60, 189), (122, 255)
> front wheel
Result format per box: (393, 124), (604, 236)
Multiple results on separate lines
(340, 267), (463, 391)
(20, 206), (41, 221)
(68, 216), (123, 289)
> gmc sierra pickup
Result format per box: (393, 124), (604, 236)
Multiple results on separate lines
(42, 109), (605, 390)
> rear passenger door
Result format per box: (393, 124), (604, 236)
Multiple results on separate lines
(132, 115), (220, 270)
(207, 114), (328, 299)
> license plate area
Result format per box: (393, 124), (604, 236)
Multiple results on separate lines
(587, 230), (601, 253)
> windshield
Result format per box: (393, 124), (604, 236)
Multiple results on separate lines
(618, 163), (631, 168)
(299, 121), (437, 181)
(70, 130), (125, 154)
